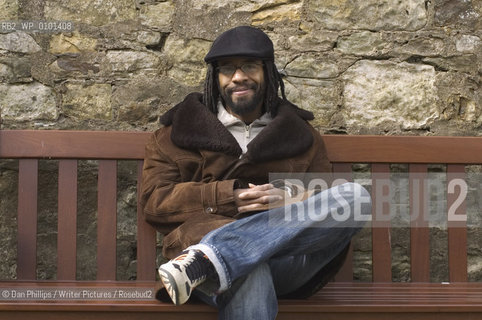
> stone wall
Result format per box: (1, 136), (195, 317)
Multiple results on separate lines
(0, 0), (480, 281)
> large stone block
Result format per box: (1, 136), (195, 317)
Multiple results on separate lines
(0, 56), (31, 83)
(163, 35), (211, 87)
(455, 35), (481, 53)
(0, 82), (58, 121)
(336, 31), (387, 57)
(252, 2), (302, 25)
(239, 0), (296, 11)
(0, 0), (17, 20)
(284, 77), (340, 127)
(112, 76), (190, 123)
(342, 60), (438, 131)
(434, 0), (481, 30)
(104, 50), (160, 73)
(49, 32), (97, 54)
(393, 35), (446, 57)
(424, 55), (479, 75)
(285, 53), (340, 79)
(0, 32), (41, 53)
(139, 1), (175, 31)
(62, 83), (112, 120)
(435, 72), (481, 126)
(306, 0), (427, 31)
(49, 54), (101, 77)
(136, 30), (162, 47)
(44, 0), (137, 26)
(287, 29), (338, 53)
(171, 0), (251, 40)
(30, 51), (58, 87)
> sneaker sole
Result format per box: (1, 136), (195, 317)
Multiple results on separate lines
(158, 268), (181, 306)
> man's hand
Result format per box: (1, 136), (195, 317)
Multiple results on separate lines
(234, 183), (285, 213)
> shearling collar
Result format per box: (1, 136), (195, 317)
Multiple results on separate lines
(159, 92), (315, 163)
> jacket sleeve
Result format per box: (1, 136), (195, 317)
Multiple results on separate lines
(140, 131), (238, 228)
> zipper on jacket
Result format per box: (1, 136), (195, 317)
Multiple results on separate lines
(245, 124), (251, 139)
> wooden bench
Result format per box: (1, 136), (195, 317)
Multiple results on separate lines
(0, 129), (482, 319)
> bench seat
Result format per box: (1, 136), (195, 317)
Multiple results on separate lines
(1, 282), (482, 319)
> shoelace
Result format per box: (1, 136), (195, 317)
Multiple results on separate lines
(184, 251), (214, 284)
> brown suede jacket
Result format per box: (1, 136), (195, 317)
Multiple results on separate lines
(140, 92), (332, 259)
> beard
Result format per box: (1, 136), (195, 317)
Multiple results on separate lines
(220, 82), (265, 115)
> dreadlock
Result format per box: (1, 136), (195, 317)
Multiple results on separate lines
(203, 63), (220, 114)
(203, 60), (286, 117)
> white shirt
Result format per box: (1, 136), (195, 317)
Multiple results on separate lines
(217, 102), (272, 154)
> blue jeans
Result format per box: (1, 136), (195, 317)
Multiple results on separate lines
(190, 182), (371, 320)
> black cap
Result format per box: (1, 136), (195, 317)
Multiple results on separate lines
(204, 26), (274, 63)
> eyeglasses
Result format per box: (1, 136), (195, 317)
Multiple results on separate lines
(216, 62), (263, 77)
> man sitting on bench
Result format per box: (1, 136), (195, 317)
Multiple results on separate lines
(141, 25), (371, 319)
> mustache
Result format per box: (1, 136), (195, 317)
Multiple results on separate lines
(226, 83), (258, 95)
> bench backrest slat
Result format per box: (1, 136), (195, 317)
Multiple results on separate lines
(447, 165), (468, 282)
(409, 164), (430, 282)
(323, 135), (482, 164)
(57, 160), (78, 280)
(96, 160), (118, 281)
(0, 130), (149, 159)
(4, 131), (482, 162)
(136, 160), (157, 281)
(17, 159), (39, 280)
(371, 164), (392, 282)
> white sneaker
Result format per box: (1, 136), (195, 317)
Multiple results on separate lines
(158, 250), (213, 305)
